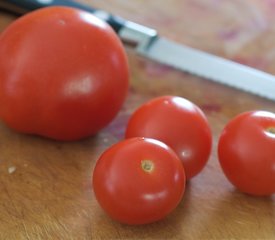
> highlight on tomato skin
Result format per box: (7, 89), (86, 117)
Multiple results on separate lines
(0, 6), (129, 141)
(218, 110), (275, 196)
(125, 95), (212, 180)
(92, 137), (186, 225)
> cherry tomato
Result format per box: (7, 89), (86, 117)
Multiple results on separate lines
(125, 96), (212, 180)
(218, 111), (275, 196)
(92, 137), (186, 225)
(0, 7), (128, 140)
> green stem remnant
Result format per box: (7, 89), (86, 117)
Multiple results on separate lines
(266, 127), (275, 135)
(141, 160), (154, 173)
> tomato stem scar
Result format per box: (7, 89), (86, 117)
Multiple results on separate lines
(141, 160), (154, 173)
(266, 127), (275, 135)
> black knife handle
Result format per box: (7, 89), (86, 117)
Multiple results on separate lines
(2, 0), (158, 49)
(1, 0), (125, 33)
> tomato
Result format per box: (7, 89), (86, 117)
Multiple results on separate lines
(92, 137), (185, 225)
(218, 111), (275, 196)
(125, 96), (212, 180)
(0, 7), (128, 140)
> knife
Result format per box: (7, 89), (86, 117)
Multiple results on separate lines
(1, 0), (275, 101)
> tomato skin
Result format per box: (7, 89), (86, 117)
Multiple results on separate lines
(92, 137), (186, 225)
(218, 111), (275, 196)
(0, 7), (128, 140)
(125, 96), (212, 180)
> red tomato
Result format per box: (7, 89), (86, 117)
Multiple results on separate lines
(0, 7), (128, 140)
(218, 111), (275, 196)
(125, 96), (212, 180)
(92, 137), (186, 225)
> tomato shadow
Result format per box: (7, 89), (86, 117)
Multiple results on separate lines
(90, 182), (195, 239)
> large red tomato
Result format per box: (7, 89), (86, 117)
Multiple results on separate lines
(0, 6), (128, 140)
(125, 96), (212, 180)
(92, 137), (186, 225)
(218, 111), (275, 196)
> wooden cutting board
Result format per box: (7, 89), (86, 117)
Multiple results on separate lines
(0, 0), (274, 239)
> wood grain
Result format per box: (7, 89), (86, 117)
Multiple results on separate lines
(0, 0), (275, 239)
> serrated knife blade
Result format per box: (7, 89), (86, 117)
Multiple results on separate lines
(2, 0), (275, 101)
(137, 37), (275, 100)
